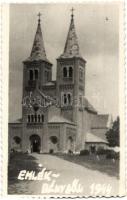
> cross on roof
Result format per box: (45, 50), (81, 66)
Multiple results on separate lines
(71, 7), (75, 18)
(37, 12), (41, 22)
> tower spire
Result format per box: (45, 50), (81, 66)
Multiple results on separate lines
(27, 13), (49, 62)
(60, 8), (81, 58)
(71, 7), (74, 20)
(37, 12), (41, 24)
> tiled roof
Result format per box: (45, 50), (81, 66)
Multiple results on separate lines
(25, 18), (51, 63)
(48, 115), (75, 125)
(60, 14), (81, 59)
(84, 98), (97, 113)
(91, 114), (109, 128)
(9, 118), (22, 124)
(91, 129), (108, 141)
(86, 132), (108, 144)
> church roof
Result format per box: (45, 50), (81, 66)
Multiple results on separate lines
(48, 115), (75, 125)
(84, 98), (97, 114)
(9, 118), (22, 124)
(91, 114), (110, 128)
(59, 11), (81, 59)
(86, 132), (108, 144)
(25, 13), (51, 63)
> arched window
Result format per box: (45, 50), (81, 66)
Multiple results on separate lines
(28, 115), (30, 123)
(35, 69), (38, 80)
(50, 136), (58, 144)
(41, 115), (44, 122)
(38, 115), (41, 123)
(35, 114), (37, 123)
(79, 68), (83, 80)
(45, 71), (50, 82)
(47, 71), (50, 81)
(69, 67), (73, 78)
(67, 136), (74, 153)
(68, 93), (71, 105)
(68, 136), (73, 143)
(31, 115), (34, 123)
(63, 67), (67, 78)
(64, 94), (67, 105)
(13, 136), (21, 144)
(29, 70), (33, 80)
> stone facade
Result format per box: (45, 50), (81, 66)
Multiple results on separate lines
(9, 12), (111, 154)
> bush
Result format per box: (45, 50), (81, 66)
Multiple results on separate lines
(106, 150), (119, 160)
(96, 147), (106, 155)
(80, 149), (89, 156)
(68, 150), (73, 154)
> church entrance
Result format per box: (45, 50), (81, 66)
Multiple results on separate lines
(30, 134), (41, 153)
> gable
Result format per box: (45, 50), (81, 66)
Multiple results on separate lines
(86, 132), (108, 144)
(23, 89), (54, 109)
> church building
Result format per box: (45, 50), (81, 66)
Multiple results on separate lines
(9, 11), (112, 154)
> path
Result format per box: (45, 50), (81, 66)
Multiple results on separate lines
(8, 153), (119, 196)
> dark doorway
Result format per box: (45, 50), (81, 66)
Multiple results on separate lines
(30, 134), (41, 153)
(90, 145), (96, 153)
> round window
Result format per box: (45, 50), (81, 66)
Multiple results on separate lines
(50, 136), (58, 144)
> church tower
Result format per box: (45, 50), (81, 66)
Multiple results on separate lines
(22, 13), (52, 97)
(56, 9), (86, 123)
(22, 13), (52, 123)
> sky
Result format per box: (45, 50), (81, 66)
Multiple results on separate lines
(9, 3), (119, 122)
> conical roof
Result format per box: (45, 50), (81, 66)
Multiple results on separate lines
(60, 12), (81, 58)
(26, 14), (50, 63)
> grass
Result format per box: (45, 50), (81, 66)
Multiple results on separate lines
(8, 152), (41, 194)
(55, 154), (119, 179)
(8, 152), (119, 194)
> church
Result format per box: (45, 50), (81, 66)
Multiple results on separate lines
(9, 11), (112, 154)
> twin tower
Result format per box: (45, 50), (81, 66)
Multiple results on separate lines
(22, 11), (86, 125)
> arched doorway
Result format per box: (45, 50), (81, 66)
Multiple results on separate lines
(90, 145), (96, 154)
(30, 134), (41, 153)
(67, 136), (74, 153)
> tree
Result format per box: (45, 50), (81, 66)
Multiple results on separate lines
(106, 117), (120, 147)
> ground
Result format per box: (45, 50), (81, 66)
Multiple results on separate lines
(8, 152), (119, 196)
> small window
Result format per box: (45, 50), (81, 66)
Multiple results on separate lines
(13, 136), (21, 144)
(79, 68), (83, 80)
(28, 115), (30, 123)
(47, 71), (50, 81)
(64, 94), (67, 105)
(31, 115), (34, 123)
(35, 114), (37, 123)
(41, 115), (44, 122)
(29, 70), (33, 80)
(38, 115), (41, 123)
(63, 67), (67, 78)
(45, 71), (50, 82)
(50, 136), (58, 144)
(35, 69), (38, 80)
(69, 67), (73, 78)
(68, 93), (71, 105)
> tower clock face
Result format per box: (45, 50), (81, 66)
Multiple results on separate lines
(72, 44), (78, 51)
